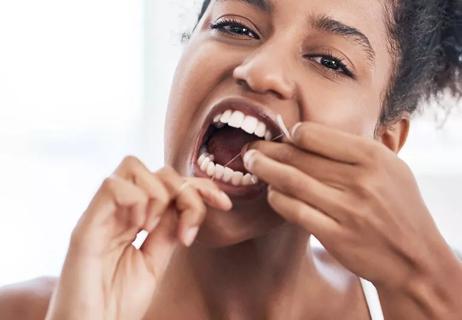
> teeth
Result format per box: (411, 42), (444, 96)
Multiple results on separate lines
(231, 171), (244, 186)
(197, 153), (207, 166)
(199, 108), (275, 186)
(243, 173), (253, 186)
(200, 157), (211, 172)
(228, 111), (245, 128)
(214, 164), (225, 180)
(206, 161), (215, 177)
(211, 109), (274, 141)
(223, 167), (234, 183)
(197, 149), (259, 186)
(241, 116), (258, 134)
(255, 122), (266, 138)
(220, 110), (232, 124)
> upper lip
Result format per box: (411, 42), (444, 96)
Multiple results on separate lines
(193, 97), (283, 155)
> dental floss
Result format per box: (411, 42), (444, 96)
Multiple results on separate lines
(209, 115), (289, 181)
(211, 153), (242, 182)
(276, 114), (294, 143)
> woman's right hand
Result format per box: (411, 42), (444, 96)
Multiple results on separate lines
(45, 156), (232, 320)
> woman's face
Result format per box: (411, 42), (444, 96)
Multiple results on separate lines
(164, 0), (394, 247)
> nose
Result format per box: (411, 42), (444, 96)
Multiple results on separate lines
(233, 45), (296, 100)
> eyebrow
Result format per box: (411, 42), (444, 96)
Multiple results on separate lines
(216, 1), (375, 64)
(311, 14), (376, 64)
(216, 0), (271, 12)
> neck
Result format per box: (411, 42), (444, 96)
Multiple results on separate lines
(157, 224), (323, 319)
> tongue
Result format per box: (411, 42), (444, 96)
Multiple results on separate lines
(207, 127), (261, 172)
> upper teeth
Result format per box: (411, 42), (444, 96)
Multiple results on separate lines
(213, 109), (273, 141)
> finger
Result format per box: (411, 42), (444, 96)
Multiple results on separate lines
(175, 183), (206, 247)
(75, 175), (150, 252)
(249, 140), (356, 187)
(243, 150), (346, 221)
(187, 178), (233, 211)
(267, 187), (340, 242)
(290, 122), (373, 164)
(114, 156), (171, 232)
(91, 174), (148, 226)
(156, 167), (208, 247)
(140, 206), (180, 278)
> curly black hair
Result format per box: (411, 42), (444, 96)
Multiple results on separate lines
(196, 0), (462, 125)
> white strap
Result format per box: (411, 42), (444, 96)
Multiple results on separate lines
(359, 278), (384, 320)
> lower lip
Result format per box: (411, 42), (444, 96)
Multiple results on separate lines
(192, 161), (266, 199)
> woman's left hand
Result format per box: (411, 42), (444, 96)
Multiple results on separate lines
(244, 122), (461, 293)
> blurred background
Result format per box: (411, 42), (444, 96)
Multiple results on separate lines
(0, 0), (461, 286)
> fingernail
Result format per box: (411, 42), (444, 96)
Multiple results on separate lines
(183, 227), (199, 247)
(291, 122), (302, 138)
(240, 144), (250, 158)
(243, 150), (257, 171)
(219, 191), (233, 209)
(150, 216), (161, 230)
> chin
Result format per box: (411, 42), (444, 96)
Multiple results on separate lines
(192, 201), (286, 248)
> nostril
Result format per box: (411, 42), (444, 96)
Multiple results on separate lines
(236, 79), (248, 88)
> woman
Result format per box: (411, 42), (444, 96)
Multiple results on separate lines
(1, 0), (462, 319)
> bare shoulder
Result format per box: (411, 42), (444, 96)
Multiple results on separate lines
(312, 246), (370, 319)
(0, 276), (58, 320)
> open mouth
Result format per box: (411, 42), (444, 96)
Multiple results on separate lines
(192, 98), (283, 197)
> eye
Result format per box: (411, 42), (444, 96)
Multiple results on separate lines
(307, 54), (354, 78)
(211, 18), (260, 40)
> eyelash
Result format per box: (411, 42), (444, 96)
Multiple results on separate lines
(210, 18), (260, 40)
(210, 19), (354, 78)
(305, 54), (355, 78)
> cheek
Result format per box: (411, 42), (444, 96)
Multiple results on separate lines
(164, 39), (237, 171)
(300, 81), (382, 138)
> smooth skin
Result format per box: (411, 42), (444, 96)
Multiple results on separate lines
(1, 0), (462, 319)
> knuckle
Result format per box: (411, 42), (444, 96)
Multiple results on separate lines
(159, 188), (171, 202)
(353, 174), (382, 200)
(251, 140), (265, 151)
(350, 209), (368, 227)
(158, 165), (176, 176)
(363, 143), (385, 166)
(336, 195), (356, 215)
(277, 145), (295, 163)
(193, 199), (207, 215)
(349, 167), (375, 195)
(153, 192), (170, 208)
(101, 176), (118, 192)
(121, 155), (142, 168)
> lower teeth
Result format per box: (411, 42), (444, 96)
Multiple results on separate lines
(197, 147), (258, 186)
